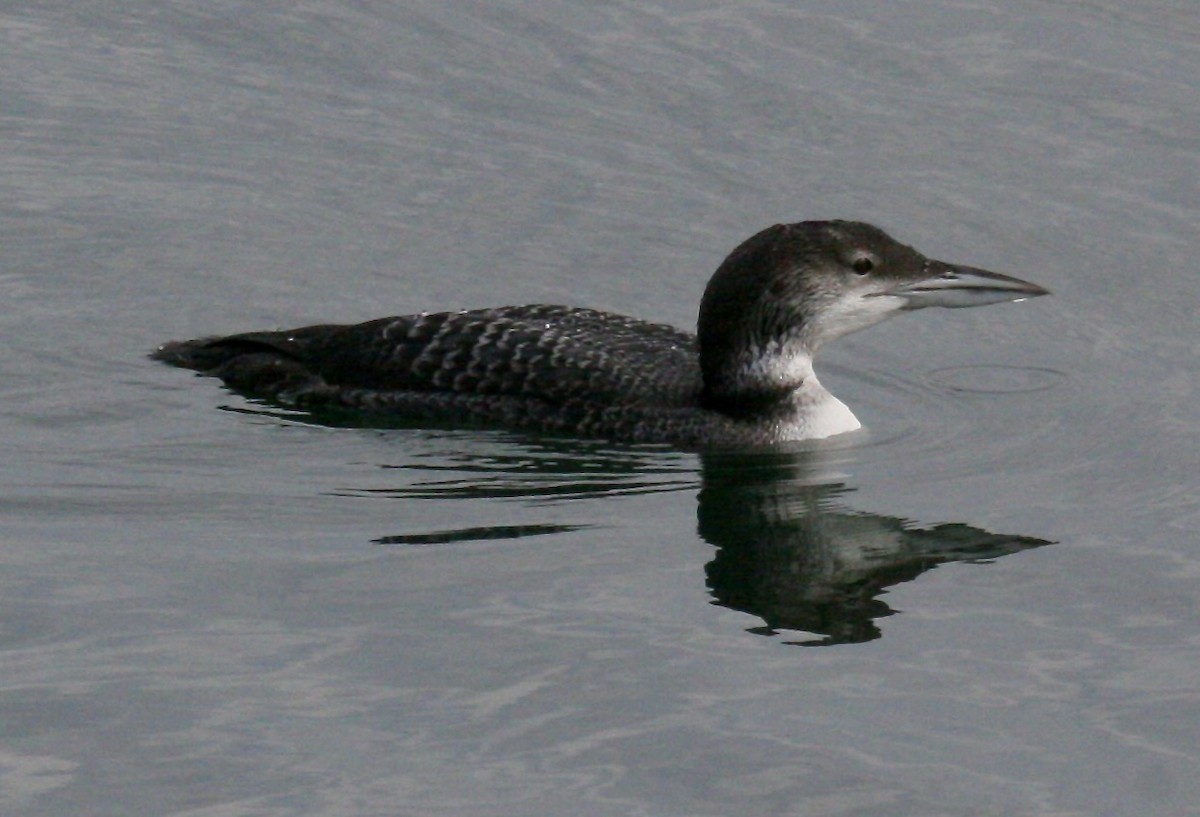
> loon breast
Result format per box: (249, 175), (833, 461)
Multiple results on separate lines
(153, 220), (1048, 448)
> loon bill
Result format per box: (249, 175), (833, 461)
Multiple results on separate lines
(153, 220), (1049, 448)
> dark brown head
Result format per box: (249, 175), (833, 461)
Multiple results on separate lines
(697, 220), (1048, 406)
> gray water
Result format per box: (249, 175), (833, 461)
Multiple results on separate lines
(3, 2), (1199, 815)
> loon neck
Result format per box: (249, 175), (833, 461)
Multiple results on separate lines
(698, 342), (860, 439)
(696, 222), (830, 421)
(700, 338), (812, 415)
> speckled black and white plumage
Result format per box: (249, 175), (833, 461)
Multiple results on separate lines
(154, 221), (1048, 448)
(155, 305), (729, 444)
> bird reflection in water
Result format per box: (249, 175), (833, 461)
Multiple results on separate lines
(699, 449), (1051, 645)
(336, 432), (1050, 647)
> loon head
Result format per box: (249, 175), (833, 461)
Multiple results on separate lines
(697, 220), (1049, 415)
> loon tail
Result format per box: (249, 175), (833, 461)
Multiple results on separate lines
(152, 338), (233, 371)
(151, 337), (321, 401)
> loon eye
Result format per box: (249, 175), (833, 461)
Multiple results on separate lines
(851, 256), (875, 275)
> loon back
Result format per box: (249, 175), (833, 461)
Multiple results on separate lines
(156, 304), (702, 406)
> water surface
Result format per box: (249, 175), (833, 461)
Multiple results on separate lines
(2, 2), (1198, 815)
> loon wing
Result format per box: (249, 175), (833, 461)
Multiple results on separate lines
(155, 305), (702, 406)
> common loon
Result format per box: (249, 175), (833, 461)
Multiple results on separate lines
(153, 221), (1048, 448)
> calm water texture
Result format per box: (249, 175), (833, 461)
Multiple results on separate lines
(2, 2), (1198, 815)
